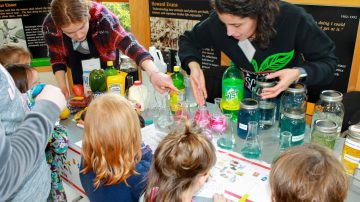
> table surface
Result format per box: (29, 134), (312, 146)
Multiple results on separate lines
(62, 104), (360, 202)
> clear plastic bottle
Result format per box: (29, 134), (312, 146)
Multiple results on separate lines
(221, 61), (244, 121)
(311, 90), (344, 136)
(252, 78), (277, 130)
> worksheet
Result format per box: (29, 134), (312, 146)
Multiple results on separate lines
(196, 149), (272, 202)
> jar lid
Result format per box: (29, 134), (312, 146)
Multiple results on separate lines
(320, 90), (343, 102)
(240, 98), (258, 109)
(134, 80), (142, 85)
(282, 111), (305, 119)
(256, 79), (276, 87)
(349, 124), (360, 140)
(286, 83), (306, 93)
(314, 119), (338, 133)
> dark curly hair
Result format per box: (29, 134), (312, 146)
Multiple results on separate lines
(211, 0), (280, 49)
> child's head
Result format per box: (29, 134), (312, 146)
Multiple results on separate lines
(270, 144), (348, 202)
(0, 43), (32, 66)
(6, 64), (39, 93)
(81, 93), (142, 188)
(145, 122), (216, 202)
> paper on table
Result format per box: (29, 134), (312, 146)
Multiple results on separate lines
(196, 149), (271, 202)
(141, 124), (168, 152)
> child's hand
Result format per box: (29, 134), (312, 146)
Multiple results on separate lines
(213, 193), (228, 202)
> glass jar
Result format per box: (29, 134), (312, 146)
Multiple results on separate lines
(342, 124), (360, 175)
(252, 79), (277, 130)
(312, 90), (344, 136)
(280, 111), (306, 146)
(280, 83), (307, 115)
(311, 119), (338, 149)
(237, 98), (259, 139)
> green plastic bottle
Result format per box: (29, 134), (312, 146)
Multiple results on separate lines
(221, 61), (244, 121)
(170, 66), (185, 113)
(104, 61), (118, 78)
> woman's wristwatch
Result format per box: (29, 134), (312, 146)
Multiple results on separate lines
(295, 67), (307, 83)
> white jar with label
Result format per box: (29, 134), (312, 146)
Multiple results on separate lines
(342, 124), (360, 175)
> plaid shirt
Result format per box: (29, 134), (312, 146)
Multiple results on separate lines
(42, 1), (151, 73)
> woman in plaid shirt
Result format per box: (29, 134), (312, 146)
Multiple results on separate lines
(43, 0), (175, 98)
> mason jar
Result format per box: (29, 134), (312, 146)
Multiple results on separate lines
(342, 124), (360, 175)
(280, 83), (307, 115)
(280, 111), (306, 146)
(237, 98), (259, 139)
(312, 90), (344, 136)
(252, 79), (277, 130)
(311, 119), (338, 149)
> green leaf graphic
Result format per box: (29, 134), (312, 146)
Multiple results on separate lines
(258, 50), (294, 72)
(251, 59), (259, 72)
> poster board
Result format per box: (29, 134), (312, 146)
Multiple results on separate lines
(0, 0), (51, 67)
(148, 0), (220, 71)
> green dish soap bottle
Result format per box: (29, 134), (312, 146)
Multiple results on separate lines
(170, 66), (185, 113)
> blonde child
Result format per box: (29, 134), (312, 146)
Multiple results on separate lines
(270, 144), (348, 202)
(145, 121), (227, 202)
(0, 43), (31, 66)
(80, 93), (153, 201)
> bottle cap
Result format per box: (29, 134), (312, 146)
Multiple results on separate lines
(320, 90), (343, 102)
(107, 61), (113, 67)
(173, 66), (180, 72)
(134, 80), (142, 86)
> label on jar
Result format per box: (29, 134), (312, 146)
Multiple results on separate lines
(345, 138), (360, 150)
(292, 134), (304, 142)
(239, 123), (247, 130)
(344, 154), (360, 164)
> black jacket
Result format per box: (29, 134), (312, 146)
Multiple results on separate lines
(179, 1), (336, 91)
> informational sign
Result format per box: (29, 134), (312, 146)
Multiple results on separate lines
(297, 5), (360, 102)
(0, 0), (51, 66)
(148, 0), (220, 71)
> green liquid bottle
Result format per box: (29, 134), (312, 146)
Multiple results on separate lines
(221, 61), (244, 121)
(105, 61), (118, 78)
(170, 66), (185, 113)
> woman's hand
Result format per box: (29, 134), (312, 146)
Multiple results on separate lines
(149, 71), (177, 93)
(261, 68), (300, 99)
(189, 61), (207, 106)
(141, 59), (177, 93)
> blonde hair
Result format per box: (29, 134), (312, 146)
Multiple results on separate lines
(50, 0), (91, 27)
(145, 121), (216, 202)
(81, 93), (142, 189)
(270, 144), (348, 202)
(0, 43), (32, 66)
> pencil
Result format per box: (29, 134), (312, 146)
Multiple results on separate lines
(239, 193), (249, 202)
